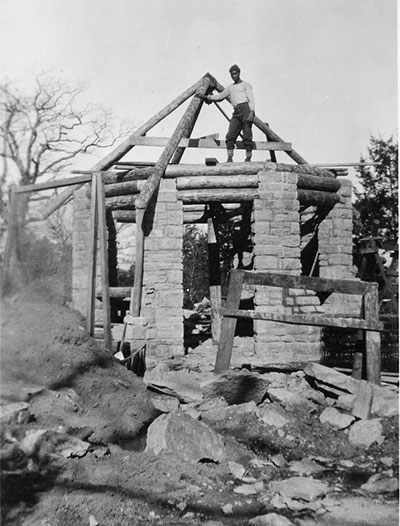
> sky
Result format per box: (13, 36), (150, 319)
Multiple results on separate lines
(1, 0), (398, 179)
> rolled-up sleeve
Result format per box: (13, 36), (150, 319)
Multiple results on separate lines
(245, 83), (255, 111)
(209, 88), (229, 102)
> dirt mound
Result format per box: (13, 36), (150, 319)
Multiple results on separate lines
(1, 288), (158, 444)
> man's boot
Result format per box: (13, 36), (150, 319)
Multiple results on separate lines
(227, 149), (234, 163)
(245, 151), (252, 162)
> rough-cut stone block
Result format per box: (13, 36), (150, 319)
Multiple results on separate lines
(146, 411), (226, 463)
(269, 477), (329, 502)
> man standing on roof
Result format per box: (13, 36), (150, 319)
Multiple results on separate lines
(197, 65), (255, 163)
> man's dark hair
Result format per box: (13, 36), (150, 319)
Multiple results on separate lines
(229, 64), (241, 74)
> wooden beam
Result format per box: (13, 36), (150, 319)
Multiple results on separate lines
(41, 186), (76, 220)
(129, 135), (292, 151)
(364, 284), (381, 385)
(297, 189), (341, 207)
(14, 174), (91, 194)
(177, 188), (259, 203)
(96, 173), (112, 352)
(96, 286), (132, 298)
(1, 188), (18, 293)
(86, 175), (98, 335)
(222, 309), (383, 331)
(135, 77), (211, 210)
(240, 270), (375, 295)
(177, 174), (258, 190)
(100, 161), (336, 185)
(105, 179), (146, 197)
(91, 77), (208, 172)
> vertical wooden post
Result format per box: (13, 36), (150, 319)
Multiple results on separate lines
(207, 207), (222, 343)
(351, 352), (363, 380)
(364, 283), (381, 385)
(96, 173), (112, 352)
(130, 208), (145, 316)
(86, 175), (98, 335)
(214, 269), (244, 373)
(1, 187), (18, 293)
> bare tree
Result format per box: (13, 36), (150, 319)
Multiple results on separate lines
(0, 74), (129, 223)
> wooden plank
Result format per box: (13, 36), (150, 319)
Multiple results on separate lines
(135, 76), (211, 210)
(215, 270), (244, 373)
(222, 309), (383, 331)
(177, 189), (258, 203)
(364, 284), (381, 385)
(240, 270), (374, 295)
(86, 175), (98, 335)
(14, 174), (91, 194)
(129, 135), (292, 151)
(96, 173), (112, 352)
(176, 174), (258, 190)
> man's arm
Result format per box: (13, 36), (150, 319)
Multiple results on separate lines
(208, 87), (230, 102)
(245, 82), (255, 112)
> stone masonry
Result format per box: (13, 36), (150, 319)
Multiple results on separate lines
(141, 178), (184, 360)
(252, 169), (322, 365)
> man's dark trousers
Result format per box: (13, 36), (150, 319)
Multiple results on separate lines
(226, 102), (253, 154)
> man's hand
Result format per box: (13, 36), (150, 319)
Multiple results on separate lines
(246, 110), (255, 123)
(195, 93), (212, 104)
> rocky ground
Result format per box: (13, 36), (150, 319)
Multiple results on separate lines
(1, 287), (399, 526)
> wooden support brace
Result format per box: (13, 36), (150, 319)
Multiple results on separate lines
(214, 270), (244, 373)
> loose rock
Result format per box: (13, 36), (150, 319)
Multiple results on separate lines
(348, 419), (384, 448)
(269, 477), (329, 501)
(145, 410), (226, 463)
(319, 407), (355, 430)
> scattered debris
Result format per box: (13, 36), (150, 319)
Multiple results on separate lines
(249, 512), (295, 525)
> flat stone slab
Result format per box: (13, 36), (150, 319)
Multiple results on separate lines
(348, 419), (384, 448)
(319, 406), (355, 429)
(269, 476), (329, 502)
(297, 496), (399, 526)
(304, 363), (359, 394)
(144, 365), (203, 403)
(145, 410), (226, 463)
